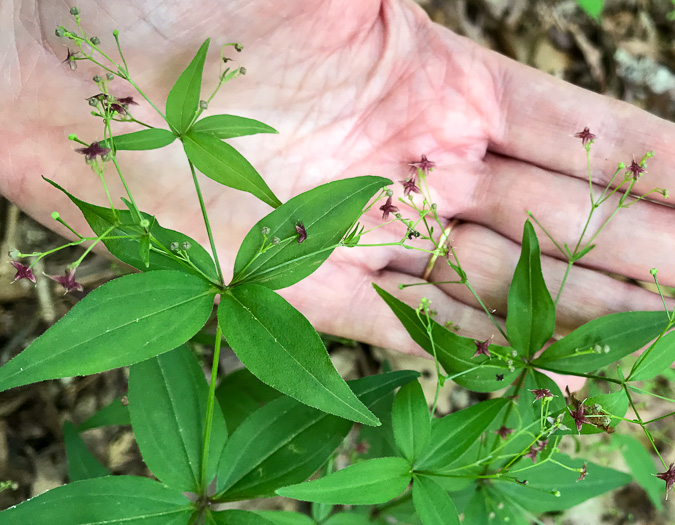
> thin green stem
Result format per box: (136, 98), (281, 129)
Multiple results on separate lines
(200, 323), (223, 490)
(554, 261), (573, 307)
(72, 225), (115, 267)
(527, 212), (567, 258)
(644, 411), (675, 425)
(533, 364), (622, 385)
(624, 384), (668, 468)
(465, 282), (508, 341)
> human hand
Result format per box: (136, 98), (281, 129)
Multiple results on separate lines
(1, 0), (673, 358)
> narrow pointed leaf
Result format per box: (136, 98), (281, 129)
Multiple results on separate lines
(232, 176), (390, 289)
(103, 128), (176, 151)
(532, 311), (668, 374)
(166, 39), (210, 134)
(184, 131), (281, 208)
(392, 379), (430, 463)
(0, 271), (216, 393)
(128, 345), (227, 492)
(276, 457), (412, 505)
(63, 421), (110, 481)
(374, 284), (518, 391)
(0, 476), (193, 524)
(412, 476), (460, 525)
(207, 509), (276, 525)
(218, 284), (378, 426)
(215, 371), (418, 500)
(506, 220), (555, 356)
(77, 399), (130, 432)
(628, 329), (675, 381)
(615, 434), (663, 510)
(192, 114), (278, 139)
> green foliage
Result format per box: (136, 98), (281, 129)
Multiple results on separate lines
(628, 329), (675, 381)
(615, 434), (664, 510)
(103, 128), (176, 151)
(576, 0), (604, 20)
(392, 379), (430, 463)
(192, 114), (278, 139)
(63, 421), (110, 481)
(76, 399), (130, 431)
(412, 475), (460, 525)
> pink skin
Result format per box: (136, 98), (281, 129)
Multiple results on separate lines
(2, 1), (674, 393)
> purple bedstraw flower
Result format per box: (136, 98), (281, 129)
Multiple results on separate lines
(400, 178), (421, 197)
(574, 127), (596, 146)
(626, 155), (646, 180)
(10, 261), (36, 284)
(473, 339), (491, 358)
(379, 197), (399, 220)
(495, 425), (513, 439)
(408, 154), (435, 176)
(48, 268), (83, 294)
(530, 388), (554, 402)
(568, 405), (591, 433)
(656, 463), (675, 499)
(75, 141), (111, 161)
(295, 222), (307, 243)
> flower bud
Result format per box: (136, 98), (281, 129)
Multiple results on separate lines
(657, 188), (669, 198)
(89, 36), (101, 46)
(508, 366), (515, 373)
(51, 211), (60, 220)
(139, 219), (150, 229)
(272, 237), (281, 245)
(394, 213), (402, 219)
(170, 242), (179, 252)
(113, 29), (119, 37)
(593, 344), (602, 354)
(181, 241), (191, 251)
(510, 350), (518, 358)
(8, 249), (20, 259)
(507, 359), (513, 366)
(261, 226), (271, 236)
(88, 97), (99, 107)
(106, 73), (114, 81)
(617, 162), (626, 170)
(199, 100), (208, 110)
(592, 403), (602, 412)
(602, 344), (610, 354)
(650, 268), (658, 276)
(55, 26), (66, 37)
(93, 75), (102, 83)
(645, 150), (655, 158)
(385, 189), (393, 197)
(238, 67), (247, 76)
(431, 203), (437, 210)
(601, 415), (612, 426)
(234, 43), (243, 52)
(68, 134), (78, 141)
(70, 7), (80, 16)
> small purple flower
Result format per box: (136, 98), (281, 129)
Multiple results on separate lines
(530, 388), (554, 402)
(48, 268), (84, 294)
(409, 154), (436, 176)
(75, 141), (111, 161)
(627, 155), (646, 180)
(473, 339), (491, 358)
(656, 463), (675, 499)
(400, 178), (421, 197)
(109, 103), (127, 115)
(568, 405), (591, 433)
(495, 425), (513, 439)
(379, 197), (399, 220)
(295, 222), (307, 244)
(116, 96), (138, 106)
(574, 127), (596, 146)
(525, 446), (538, 464)
(577, 463), (588, 482)
(10, 261), (36, 284)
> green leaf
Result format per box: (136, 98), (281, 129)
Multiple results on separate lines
(45, 177), (218, 281)
(506, 220), (555, 356)
(615, 434), (663, 510)
(184, 131), (281, 208)
(276, 457), (412, 505)
(218, 284), (378, 426)
(215, 368), (281, 433)
(0, 476), (193, 524)
(207, 509), (276, 525)
(103, 128), (176, 151)
(0, 271), (215, 392)
(76, 399), (130, 432)
(323, 514), (372, 525)
(128, 345), (227, 492)
(628, 329), (675, 381)
(192, 114), (278, 139)
(232, 176), (390, 289)
(215, 371), (418, 500)
(252, 511), (315, 525)
(412, 476), (460, 525)
(576, 0), (604, 20)
(494, 453), (631, 513)
(374, 284), (518, 392)
(63, 421), (110, 481)
(532, 311), (668, 374)
(166, 39), (210, 134)
(415, 399), (510, 471)
(392, 379), (430, 463)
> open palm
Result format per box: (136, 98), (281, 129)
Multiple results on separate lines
(2, 0), (673, 357)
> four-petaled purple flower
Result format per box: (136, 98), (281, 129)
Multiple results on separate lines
(10, 261), (36, 284)
(568, 405), (591, 433)
(295, 222), (307, 244)
(409, 154), (436, 176)
(48, 268), (84, 294)
(577, 463), (587, 482)
(627, 155), (646, 180)
(574, 127), (596, 146)
(116, 96), (138, 106)
(75, 141), (111, 161)
(656, 463), (675, 499)
(473, 339), (491, 358)
(400, 178), (421, 197)
(530, 388), (554, 402)
(495, 425), (513, 439)
(379, 197), (399, 220)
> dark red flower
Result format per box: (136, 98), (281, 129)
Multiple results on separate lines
(48, 268), (83, 294)
(400, 178), (421, 197)
(495, 425), (513, 439)
(525, 446), (538, 464)
(295, 222), (307, 243)
(379, 196), (399, 220)
(75, 141), (111, 161)
(409, 154), (436, 176)
(627, 156), (646, 180)
(109, 103), (127, 115)
(577, 463), (588, 482)
(473, 339), (491, 358)
(574, 127), (596, 146)
(10, 261), (36, 284)
(568, 405), (591, 433)
(656, 463), (675, 499)
(116, 96), (138, 106)
(530, 388), (554, 402)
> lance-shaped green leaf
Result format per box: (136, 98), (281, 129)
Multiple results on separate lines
(77, 399), (131, 432)
(531, 311), (668, 374)
(412, 476), (460, 525)
(392, 379), (430, 463)
(232, 176), (390, 289)
(615, 434), (663, 510)
(218, 283), (377, 426)
(103, 128), (176, 151)
(184, 131), (281, 208)
(323, 514), (372, 525)
(415, 399), (510, 471)
(251, 511), (315, 525)
(215, 371), (418, 500)
(277, 457), (411, 505)
(128, 345), (227, 492)
(207, 509), (276, 525)
(63, 421), (110, 482)
(0, 271), (216, 393)
(0, 476), (193, 524)
(166, 39), (210, 135)
(374, 284), (518, 392)
(192, 114), (278, 139)
(45, 178), (218, 281)
(493, 453), (631, 513)
(506, 220), (555, 356)
(628, 329), (675, 381)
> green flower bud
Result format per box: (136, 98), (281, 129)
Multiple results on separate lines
(170, 242), (179, 252)
(106, 73), (114, 81)
(593, 344), (602, 354)
(507, 359), (513, 366)
(238, 66), (247, 76)
(508, 366), (516, 373)
(602, 344), (610, 354)
(645, 150), (655, 158)
(510, 350), (518, 358)
(88, 97), (99, 107)
(650, 268), (658, 276)
(70, 7), (80, 16)
(93, 75), (102, 83)
(617, 162), (626, 170)
(8, 249), (20, 259)
(67, 134), (78, 141)
(51, 211), (60, 220)
(139, 219), (150, 229)
(199, 100), (208, 110)
(181, 241), (191, 251)
(272, 236), (281, 245)
(261, 226), (271, 236)
(89, 36), (101, 46)
(385, 189), (393, 197)
(55, 26), (66, 37)
(431, 203), (437, 210)
(113, 29), (119, 37)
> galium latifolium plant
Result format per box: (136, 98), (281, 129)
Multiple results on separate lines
(1, 8), (674, 524)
